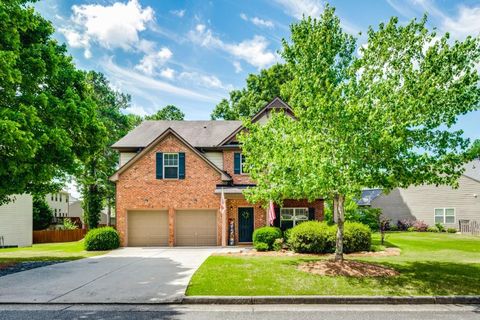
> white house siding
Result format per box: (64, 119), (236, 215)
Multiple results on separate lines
(120, 152), (137, 167)
(0, 194), (33, 247)
(371, 175), (480, 228)
(204, 152), (224, 170)
(46, 191), (69, 219)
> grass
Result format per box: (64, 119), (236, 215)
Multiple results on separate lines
(0, 240), (108, 265)
(187, 232), (480, 296)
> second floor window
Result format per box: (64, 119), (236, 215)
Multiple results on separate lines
(164, 153), (179, 179)
(234, 152), (248, 174)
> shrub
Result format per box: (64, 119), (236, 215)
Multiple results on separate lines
(389, 224), (399, 231)
(343, 222), (372, 253)
(283, 228), (292, 243)
(253, 227), (282, 250)
(63, 218), (78, 230)
(407, 226), (415, 232)
(447, 228), (457, 233)
(84, 227), (120, 251)
(32, 195), (53, 230)
(288, 221), (336, 254)
(254, 242), (269, 251)
(413, 220), (428, 232)
(397, 219), (415, 231)
(435, 223), (445, 232)
(427, 226), (439, 232)
(345, 208), (382, 231)
(273, 238), (283, 251)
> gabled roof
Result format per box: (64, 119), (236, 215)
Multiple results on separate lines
(463, 159), (480, 183)
(218, 97), (295, 146)
(357, 188), (383, 206)
(112, 120), (242, 150)
(109, 128), (232, 182)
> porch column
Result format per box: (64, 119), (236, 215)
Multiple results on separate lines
(221, 200), (227, 247)
(168, 207), (175, 247)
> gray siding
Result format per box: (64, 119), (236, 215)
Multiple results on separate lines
(204, 152), (223, 170)
(0, 194), (32, 247)
(371, 175), (480, 227)
(120, 152), (137, 167)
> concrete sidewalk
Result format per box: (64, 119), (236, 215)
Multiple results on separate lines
(0, 247), (235, 304)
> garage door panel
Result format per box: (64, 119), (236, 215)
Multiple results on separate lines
(175, 210), (217, 246)
(128, 210), (168, 246)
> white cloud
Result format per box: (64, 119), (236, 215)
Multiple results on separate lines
(189, 24), (277, 68)
(440, 5), (480, 39)
(61, 0), (154, 58)
(135, 47), (173, 75)
(126, 104), (148, 117)
(240, 13), (274, 28)
(170, 9), (185, 17)
(274, 0), (323, 19)
(160, 67), (175, 79)
(104, 59), (220, 102)
(233, 61), (242, 73)
(179, 72), (233, 90)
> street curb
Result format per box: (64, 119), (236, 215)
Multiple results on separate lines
(182, 296), (480, 305)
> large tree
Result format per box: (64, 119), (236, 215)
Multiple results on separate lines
(145, 105), (185, 120)
(240, 7), (480, 261)
(77, 71), (133, 228)
(211, 63), (292, 120)
(0, 0), (93, 204)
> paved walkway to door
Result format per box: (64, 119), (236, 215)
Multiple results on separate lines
(0, 247), (239, 303)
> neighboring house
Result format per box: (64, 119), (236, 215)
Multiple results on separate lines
(110, 98), (324, 247)
(46, 190), (70, 223)
(358, 159), (480, 228)
(69, 200), (113, 226)
(0, 194), (32, 247)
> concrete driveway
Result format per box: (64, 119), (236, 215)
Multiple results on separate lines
(0, 247), (235, 303)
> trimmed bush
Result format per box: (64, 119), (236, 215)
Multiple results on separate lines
(254, 242), (269, 251)
(343, 222), (372, 253)
(427, 226), (439, 232)
(413, 220), (428, 232)
(253, 226), (282, 250)
(389, 224), (399, 231)
(435, 223), (445, 232)
(84, 227), (120, 251)
(288, 221), (336, 254)
(273, 238), (283, 251)
(397, 219), (415, 231)
(283, 228), (292, 243)
(407, 226), (415, 232)
(447, 228), (457, 233)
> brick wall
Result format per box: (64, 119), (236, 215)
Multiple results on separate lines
(115, 134), (223, 246)
(223, 150), (255, 184)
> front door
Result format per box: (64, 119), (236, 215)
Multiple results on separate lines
(238, 207), (254, 242)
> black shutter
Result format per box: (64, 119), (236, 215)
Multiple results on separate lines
(156, 152), (163, 179)
(308, 207), (315, 220)
(179, 152), (185, 179)
(274, 207), (281, 228)
(234, 152), (241, 174)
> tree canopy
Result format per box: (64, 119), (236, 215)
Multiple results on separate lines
(145, 105), (185, 120)
(239, 6), (480, 260)
(0, 0), (94, 204)
(211, 64), (292, 120)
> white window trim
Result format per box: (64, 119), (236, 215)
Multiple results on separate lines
(163, 152), (179, 179)
(434, 207), (456, 224)
(280, 207), (309, 227)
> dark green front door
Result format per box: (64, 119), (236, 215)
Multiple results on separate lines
(238, 207), (254, 242)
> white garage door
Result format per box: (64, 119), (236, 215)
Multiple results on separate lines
(175, 210), (217, 246)
(128, 210), (168, 246)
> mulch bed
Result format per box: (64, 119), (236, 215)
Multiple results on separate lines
(0, 261), (67, 277)
(216, 247), (401, 258)
(298, 260), (399, 277)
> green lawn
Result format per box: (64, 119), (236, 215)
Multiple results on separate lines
(187, 232), (480, 296)
(0, 240), (108, 265)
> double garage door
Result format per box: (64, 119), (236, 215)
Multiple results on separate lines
(127, 210), (216, 246)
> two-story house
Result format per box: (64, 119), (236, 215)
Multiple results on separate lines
(110, 98), (324, 247)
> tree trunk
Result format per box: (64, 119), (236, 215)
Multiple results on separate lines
(334, 194), (345, 262)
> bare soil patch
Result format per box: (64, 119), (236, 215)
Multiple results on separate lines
(298, 260), (399, 277)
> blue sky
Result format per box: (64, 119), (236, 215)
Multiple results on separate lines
(35, 0), (480, 141)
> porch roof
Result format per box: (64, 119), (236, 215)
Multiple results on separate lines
(214, 184), (255, 194)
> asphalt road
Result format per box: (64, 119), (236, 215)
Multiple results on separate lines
(0, 304), (479, 320)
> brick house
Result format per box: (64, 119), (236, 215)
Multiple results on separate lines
(110, 98), (324, 247)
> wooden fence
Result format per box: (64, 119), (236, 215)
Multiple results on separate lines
(459, 220), (480, 236)
(33, 229), (87, 244)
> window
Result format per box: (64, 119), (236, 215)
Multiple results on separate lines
(55, 194), (57, 201)
(66, 195), (69, 203)
(240, 154), (248, 174)
(54, 209), (57, 216)
(51, 194), (53, 201)
(434, 208), (455, 224)
(59, 194), (62, 202)
(280, 208), (309, 228)
(163, 153), (179, 179)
